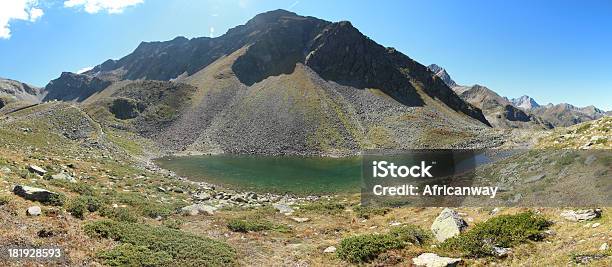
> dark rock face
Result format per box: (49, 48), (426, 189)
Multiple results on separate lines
(503, 105), (531, 122)
(43, 72), (111, 102)
(78, 9), (489, 126)
(0, 97), (6, 109)
(110, 97), (144, 120)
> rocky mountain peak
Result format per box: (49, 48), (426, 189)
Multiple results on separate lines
(428, 64), (457, 88)
(510, 95), (540, 110)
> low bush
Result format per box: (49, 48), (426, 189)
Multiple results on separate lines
(84, 220), (236, 266)
(353, 206), (390, 219)
(98, 243), (173, 267)
(439, 212), (551, 257)
(299, 201), (346, 214)
(99, 206), (139, 223)
(226, 219), (290, 233)
(337, 224), (429, 263)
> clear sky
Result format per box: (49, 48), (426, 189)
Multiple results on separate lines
(0, 0), (610, 110)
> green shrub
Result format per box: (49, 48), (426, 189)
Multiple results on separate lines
(46, 193), (66, 206)
(439, 212), (551, 257)
(98, 243), (173, 267)
(337, 224), (429, 263)
(67, 198), (88, 219)
(353, 206), (390, 219)
(99, 206), (139, 223)
(162, 219), (184, 230)
(84, 220), (236, 266)
(49, 179), (96, 196)
(388, 224), (431, 245)
(226, 219), (291, 233)
(299, 201), (346, 214)
(139, 203), (175, 219)
(337, 233), (402, 263)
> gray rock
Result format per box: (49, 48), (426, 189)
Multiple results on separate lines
(193, 192), (211, 201)
(180, 204), (217, 216)
(273, 203), (294, 214)
(323, 246), (336, 253)
(13, 185), (60, 204)
(430, 208), (468, 242)
(50, 172), (76, 183)
(525, 174), (546, 183)
(560, 209), (602, 222)
(28, 165), (47, 176)
(26, 206), (42, 216)
(492, 246), (511, 257)
(291, 217), (310, 223)
(600, 243), (609, 251)
(413, 253), (462, 267)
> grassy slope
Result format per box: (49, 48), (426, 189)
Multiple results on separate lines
(0, 101), (610, 266)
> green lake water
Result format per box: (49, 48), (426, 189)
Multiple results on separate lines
(155, 155), (362, 195)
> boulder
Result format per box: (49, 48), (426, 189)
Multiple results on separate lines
(430, 208), (468, 242)
(50, 172), (76, 183)
(273, 203), (294, 215)
(323, 246), (336, 253)
(27, 206), (42, 216)
(412, 253), (462, 267)
(13, 185), (60, 204)
(192, 192), (211, 201)
(560, 209), (602, 222)
(180, 204), (217, 216)
(28, 165), (47, 176)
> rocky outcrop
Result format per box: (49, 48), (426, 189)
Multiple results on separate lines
(430, 208), (468, 242)
(43, 72), (111, 102)
(560, 209), (602, 222)
(0, 77), (43, 103)
(412, 253), (462, 267)
(13, 185), (62, 205)
(428, 64), (458, 88)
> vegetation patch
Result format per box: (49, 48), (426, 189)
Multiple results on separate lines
(353, 206), (390, 219)
(298, 201), (346, 215)
(439, 212), (551, 257)
(337, 224), (429, 263)
(84, 220), (237, 266)
(227, 218), (290, 233)
(98, 243), (173, 267)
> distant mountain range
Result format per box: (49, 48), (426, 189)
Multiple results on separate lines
(427, 64), (608, 128)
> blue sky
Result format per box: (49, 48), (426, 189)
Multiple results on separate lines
(0, 0), (610, 110)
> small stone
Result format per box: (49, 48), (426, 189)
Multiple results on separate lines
(291, 217), (310, 223)
(525, 174), (546, 183)
(157, 187), (166, 192)
(192, 192), (211, 201)
(492, 246), (511, 257)
(323, 246), (336, 253)
(389, 221), (402, 226)
(27, 206), (42, 216)
(600, 243), (609, 251)
(592, 223), (601, 228)
(413, 253), (462, 267)
(180, 204), (216, 216)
